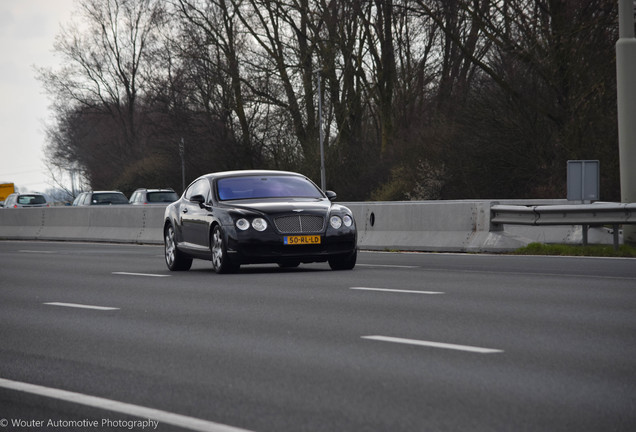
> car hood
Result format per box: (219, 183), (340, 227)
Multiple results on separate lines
(221, 198), (332, 215)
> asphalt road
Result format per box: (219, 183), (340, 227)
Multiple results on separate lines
(0, 241), (635, 432)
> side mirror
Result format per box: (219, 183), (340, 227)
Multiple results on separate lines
(326, 190), (337, 201)
(190, 194), (207, 207)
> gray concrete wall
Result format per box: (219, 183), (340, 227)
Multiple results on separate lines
(341, 200), (618, 252)
(0, 206), (164, 244)
(343, 201), (523, 252)
(0, 200), (620, 252)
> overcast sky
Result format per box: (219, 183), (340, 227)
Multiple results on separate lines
(0, 0), (75, 193)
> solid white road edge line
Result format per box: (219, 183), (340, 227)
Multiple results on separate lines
(362, 335), (504, 354)
(112, 272), (171, 277)
(0, 377), (255, 432)
(43, 302), (120, 311)
(350, 287), (444, 295)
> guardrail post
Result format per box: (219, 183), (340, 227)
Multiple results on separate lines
(582, 224), (589, 246)
(488, 202), (503, 232)
(613, 224), (620, 251)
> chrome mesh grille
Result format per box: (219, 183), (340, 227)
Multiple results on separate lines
(274, 215), (325, 233)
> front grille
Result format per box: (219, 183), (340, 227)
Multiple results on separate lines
(274, 215), (325, 233)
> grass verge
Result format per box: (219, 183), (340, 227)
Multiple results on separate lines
(513, 242), (636, 258)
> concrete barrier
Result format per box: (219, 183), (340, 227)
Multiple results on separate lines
(0, 206), (165, 244)
(0, 200), (620, 252)
(344, 201), (536, 252)
(342, 200), (621, 252)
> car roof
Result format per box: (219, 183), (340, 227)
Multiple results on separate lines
(200, 170), (306, 181)
(134, 188), (176, 192)
(15, 192), (48, 197)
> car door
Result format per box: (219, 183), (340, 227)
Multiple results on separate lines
(180, 179), (213, 250)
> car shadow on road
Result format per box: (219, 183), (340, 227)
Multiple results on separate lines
(188, 263), (331, 274)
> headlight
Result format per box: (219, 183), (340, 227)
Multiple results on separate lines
(330, 215), (342, 229)
(236, 218), (250, 231)
(343, 215), (353, 227)
(252, 218), (268, 231)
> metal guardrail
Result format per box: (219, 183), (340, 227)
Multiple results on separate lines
(491, 203), (636, 249)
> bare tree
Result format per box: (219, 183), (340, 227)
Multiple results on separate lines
(410, 0), (620, 199)
(38, 0), (621, 200)
(39, 0), (167, 190)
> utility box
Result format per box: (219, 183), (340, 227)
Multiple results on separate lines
(567, 160), (599, 201)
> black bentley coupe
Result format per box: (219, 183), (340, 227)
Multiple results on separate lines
(163, 170), (357, 273)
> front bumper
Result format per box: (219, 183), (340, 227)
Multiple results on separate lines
(225, 226), (357, 264)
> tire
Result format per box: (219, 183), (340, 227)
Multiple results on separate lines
(164, 224), (193, 271)
(328, 249), (357, 270)
(211, 225), (239, 274)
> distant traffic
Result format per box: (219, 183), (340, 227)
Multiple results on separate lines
(0, 188), (179, 208)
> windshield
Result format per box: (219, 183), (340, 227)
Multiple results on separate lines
(147, 191), (179, 203)
(18, 195), (46, 205)
(92, 193), (128, 205)
(217, 176), (323, 201)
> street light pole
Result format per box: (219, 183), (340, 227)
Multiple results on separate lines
(70, 169), (76, 198)
(314, 69), (326, 191)
(179, 138), (185, 193)
(616, 0), (636, 244)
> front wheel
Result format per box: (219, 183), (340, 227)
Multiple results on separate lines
(328, 249), (357, 270)
(211, 225), (239, 274)
(164, 224), (192, 271)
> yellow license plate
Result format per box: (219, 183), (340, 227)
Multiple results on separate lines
(284, 235), (321, 245)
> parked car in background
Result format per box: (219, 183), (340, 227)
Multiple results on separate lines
(2, 192), (53, 208)
(163, 170), (357, 273)
(129, 188), (179, 205)
(72, 191), (129, 206)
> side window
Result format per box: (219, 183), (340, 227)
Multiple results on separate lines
(184, 179), (211, 202)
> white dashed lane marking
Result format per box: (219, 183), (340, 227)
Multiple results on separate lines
(112, 272), (170, 277)
(43, 302), (120, 311)
(362, 335), (504, 354)
(350, 287), (443, 295)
